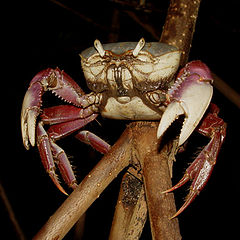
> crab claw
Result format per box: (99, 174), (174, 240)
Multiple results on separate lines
(21, 69), (49, 149)
(21, 68), (86, 150)
(157, 61), (213, 146)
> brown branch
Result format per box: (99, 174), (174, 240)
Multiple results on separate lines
(160, 0), (201, 66)
(133, 122), (181, 239)
(140, 0), (202, 238)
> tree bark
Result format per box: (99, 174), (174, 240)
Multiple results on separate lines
(133, 122), (181, 240)
(160, 0), (201, 66)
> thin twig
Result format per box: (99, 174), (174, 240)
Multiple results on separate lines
(49, 0), (109, 31)
(0, 182), (26, 240)
(212, 73), (240, 108)
(108, 8), (121, 42)
(124, 10), (160, 40)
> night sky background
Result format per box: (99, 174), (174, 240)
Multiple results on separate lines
(3, 0), (240, 239)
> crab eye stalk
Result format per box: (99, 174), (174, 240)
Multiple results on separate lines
(94, 39), (105, 57)
(133, 38), (145, 57)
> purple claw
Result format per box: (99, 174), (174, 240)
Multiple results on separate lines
(157, 61), (213, 146)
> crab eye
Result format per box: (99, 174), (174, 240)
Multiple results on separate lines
(133, 38), (145, 57)
(94, 39), (105, 57)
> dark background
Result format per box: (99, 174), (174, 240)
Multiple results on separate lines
(3, 0), (240, 239)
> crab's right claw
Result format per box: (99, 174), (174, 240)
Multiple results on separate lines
(21, 71), (47, 149)
(21, 68), (85, 150)
(157, 61), (213, 146)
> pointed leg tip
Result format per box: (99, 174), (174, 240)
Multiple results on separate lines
(162, 174), (190, 194)
(161, 188), (175, 194)
(56, 184), (69, 196)
(59, 187), (69, 196)
(55, 180), (69, 195)
(49, 173), (69, 196)
(169, 200), (190, 219)
(169, 210), (181, 220)
(170, 190), (198, 219)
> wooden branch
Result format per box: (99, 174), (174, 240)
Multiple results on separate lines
(133, 122), (181, 239)
(141, 0), (201, 238)
(160, 0), (201, 66)
(33, 129), (132, 240)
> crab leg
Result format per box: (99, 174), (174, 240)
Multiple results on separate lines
(42, 106), (110, 153)
(37, 122), (68, 195)
(75, 131), (111, 154)
(36, 105), (110, 191)
(41, 105), (95, 125)
(46, 114), (98, 141)
(50, 141), (78, 190)
(36, 117), (96, 194)
(163, 104), (226, 218)
(35, 106), (96, 192)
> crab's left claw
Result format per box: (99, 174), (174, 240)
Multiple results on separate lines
(157, 61), (213, 146)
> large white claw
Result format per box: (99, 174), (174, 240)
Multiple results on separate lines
(21, 91), (40, 150)
(157, 62), (213, 146)
(21, 80), (43, 150)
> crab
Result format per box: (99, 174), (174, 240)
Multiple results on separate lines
(21, 38), (226, 217)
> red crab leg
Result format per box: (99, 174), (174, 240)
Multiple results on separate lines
(41, 105), (95, 125)
(37, 122), (68, 195)
(75, 131), (111, 154)
(163, 104), (226, 218)
(38, 117), (97, 192)
(41, 105), (109, 153)
(50, 141), (78, 190)
(37, 107), (110, 192)
(47, 114), (98, 141)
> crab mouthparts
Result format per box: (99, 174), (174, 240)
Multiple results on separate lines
(109, 65), (133, 98)
(157, 66), (213, 146)
(112, 66), (128, 96)
(117, 96), (131, 103)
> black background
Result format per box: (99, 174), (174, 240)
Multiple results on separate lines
(3, 0), (240, 239)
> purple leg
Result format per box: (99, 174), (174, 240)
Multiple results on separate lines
(163, 104), (226, 218)
(75, 131), (111, 154)
(37, 122), (69, 195)
(35, 105), (111, 193)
